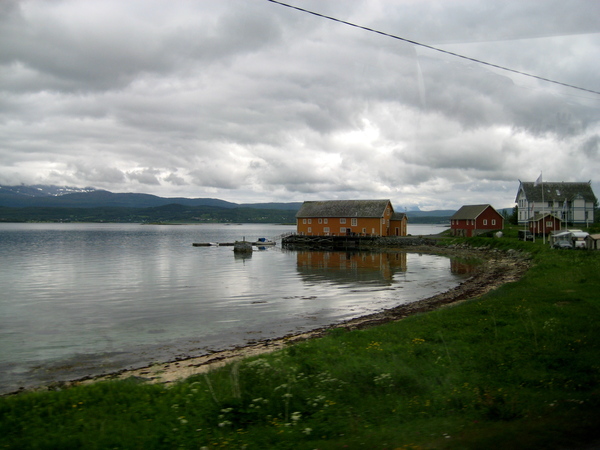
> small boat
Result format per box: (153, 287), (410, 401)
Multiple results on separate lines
(252, 238), (276, 246)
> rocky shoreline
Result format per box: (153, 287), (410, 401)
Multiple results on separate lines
(9, 245), (532, 395)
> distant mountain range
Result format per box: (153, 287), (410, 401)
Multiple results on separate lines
(0, 185), (301, 210)
(0, 184), (457, 223)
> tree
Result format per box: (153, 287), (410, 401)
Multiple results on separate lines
(502, 206), (518, 225)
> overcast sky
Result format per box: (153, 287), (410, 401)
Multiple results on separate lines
(1, 0), (599, 210)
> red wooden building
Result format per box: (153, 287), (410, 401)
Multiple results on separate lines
(528, 212), (562, 236)
(450, 204), (504, 237)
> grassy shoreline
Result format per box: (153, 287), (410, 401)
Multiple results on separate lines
(2, 233), (600, 449)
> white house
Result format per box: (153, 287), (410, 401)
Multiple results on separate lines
(515, 181), (597, 226)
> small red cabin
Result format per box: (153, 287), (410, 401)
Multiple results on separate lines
(528, 213), (562, 236)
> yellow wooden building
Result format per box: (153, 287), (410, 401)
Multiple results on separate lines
(295, 199), (407, 237)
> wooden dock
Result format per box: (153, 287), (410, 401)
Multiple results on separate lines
(281, 234), (379, 250)
(192, 241), (276, 247)
(281, 234), (441, 250)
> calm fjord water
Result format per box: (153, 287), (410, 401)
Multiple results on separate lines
(0, 223), (457, 393)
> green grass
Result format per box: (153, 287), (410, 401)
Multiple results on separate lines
(2, 235), (600, 449)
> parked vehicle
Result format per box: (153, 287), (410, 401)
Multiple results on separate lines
(553, 240), (573, 249)
(571, 231), (589, 249)
(518, 230), (534, 241)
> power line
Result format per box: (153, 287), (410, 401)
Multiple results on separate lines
(267, 0), (600, 96)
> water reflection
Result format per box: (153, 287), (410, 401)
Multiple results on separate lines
(234, 252), (253, 261)
(296, 250), (478, 285)
(296, 251), (407, 286)
(450, 258), (481, 275)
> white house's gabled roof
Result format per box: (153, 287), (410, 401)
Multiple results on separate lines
(516, 181), (597, 203)
(450, 204), (496, 220)
(296, 199), (391, 218)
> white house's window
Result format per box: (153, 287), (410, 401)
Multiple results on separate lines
(351, 218), (357, 226)
(340, 218), (346, 224)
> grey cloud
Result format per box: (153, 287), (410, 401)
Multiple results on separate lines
(376, 0), (600, 46)
(581, 135), (600, 159)
(164, 173), (187, 186)
(0, 1), (284, 94)
(0, 0), (598, 210)
(70, 163), (126, 184)
(126, 169), (161, 186)
(181, 7), (284, 63)
(188, 163), (247, 190)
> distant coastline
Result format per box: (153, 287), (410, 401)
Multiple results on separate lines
(0, 184), (456, 224)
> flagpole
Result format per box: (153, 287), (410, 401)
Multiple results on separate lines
(533, 172), (544, 244)
(529, 200), (535, 241)
(541, 172), (545, 245)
